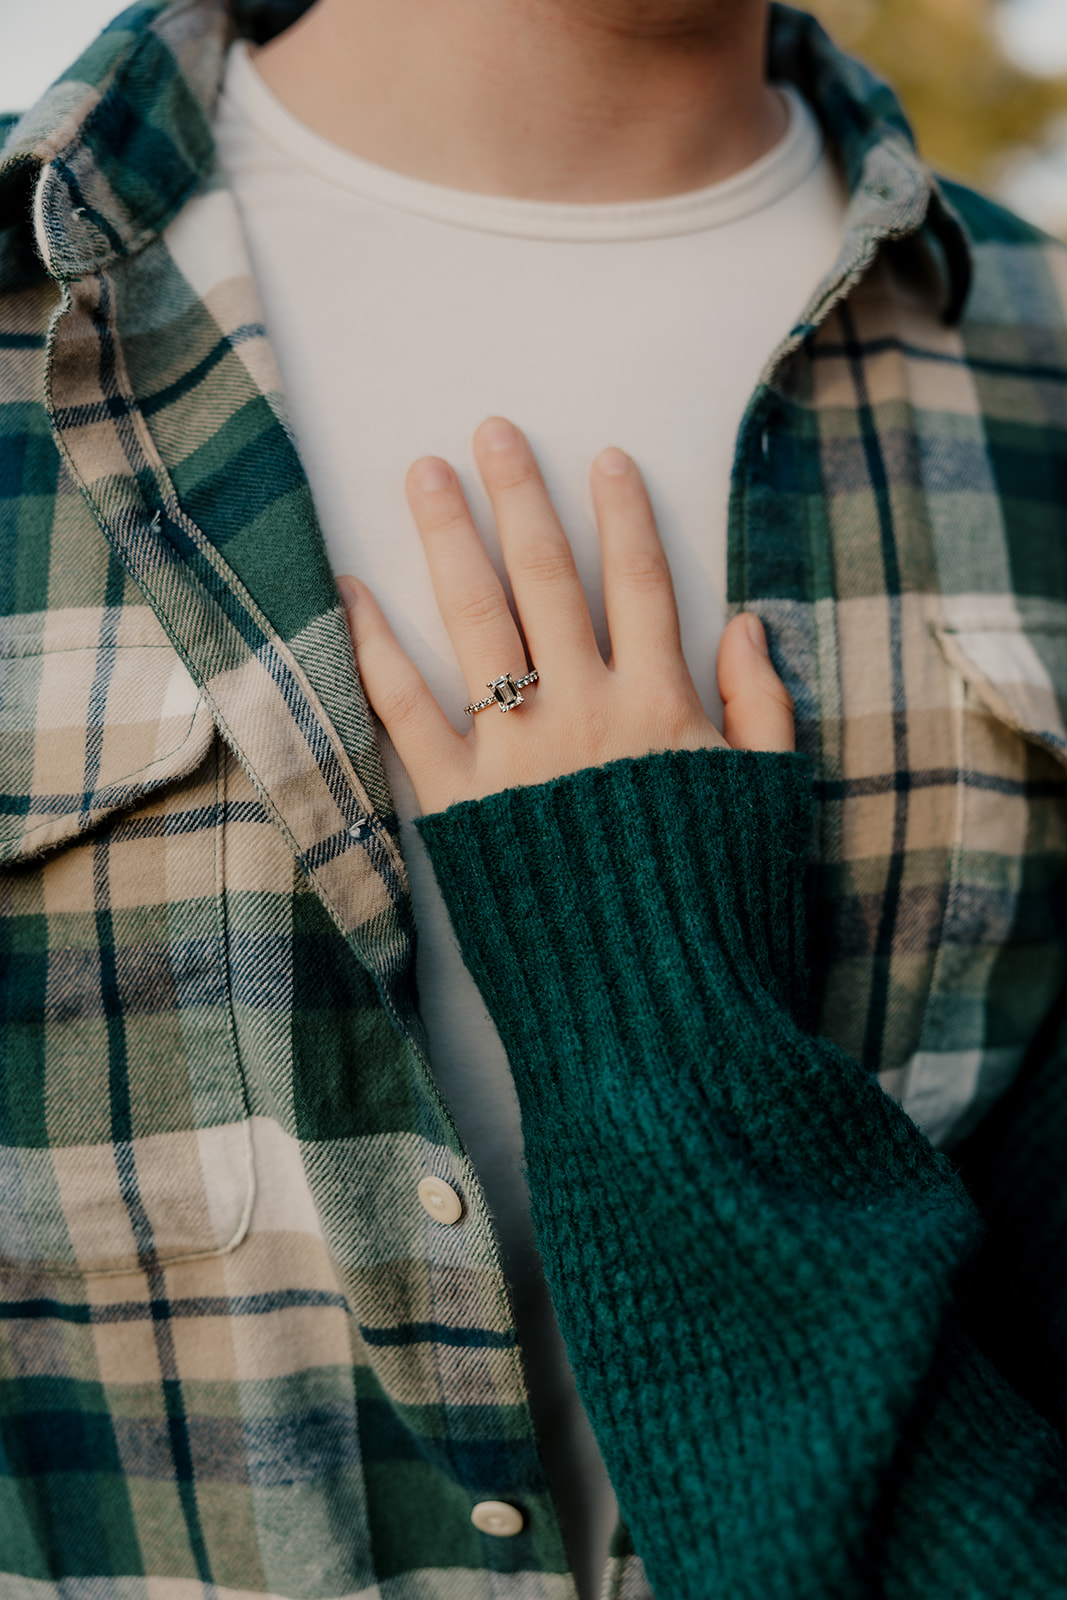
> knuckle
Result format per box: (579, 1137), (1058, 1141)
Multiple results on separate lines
(615, 551), (671, 594)
(487, 456), (537, 493)
(449, 584), (511, 627)
(517, 543), (575, 586)
(756, 678), (795, 716)
(423, 503), (469, 538)
(377, 677), (424, 729)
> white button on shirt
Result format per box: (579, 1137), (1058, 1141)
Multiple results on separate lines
(417, 1175), (464, 1225)
(471, 1501), (525, 1538)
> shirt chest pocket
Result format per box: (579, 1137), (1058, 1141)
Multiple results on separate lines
(898, 597), (1067, 1148)
(0, 609), (254, 1276)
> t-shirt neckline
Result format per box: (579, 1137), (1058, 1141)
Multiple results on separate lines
(219, 41), (824, 244)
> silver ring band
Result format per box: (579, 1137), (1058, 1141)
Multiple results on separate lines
(465, 669), (539, 716)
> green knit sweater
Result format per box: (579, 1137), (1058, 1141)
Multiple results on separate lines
(416, 748), (1067, 1600)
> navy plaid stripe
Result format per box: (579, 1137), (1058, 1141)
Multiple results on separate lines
(359, 1323), (518, 1350)
(0, 1289), (349, 1322)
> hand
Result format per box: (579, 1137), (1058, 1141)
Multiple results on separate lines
(338, 417), (794, 815)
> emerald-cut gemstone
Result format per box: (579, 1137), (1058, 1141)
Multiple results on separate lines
(490, 673), (524, 711)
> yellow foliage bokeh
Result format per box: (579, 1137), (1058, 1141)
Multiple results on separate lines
(808, 0), (1067, 192)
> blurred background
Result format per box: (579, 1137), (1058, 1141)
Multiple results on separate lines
(812, 0), (1067, 236)
(2, 0), (1066, 236)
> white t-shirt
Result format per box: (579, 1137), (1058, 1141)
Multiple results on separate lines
(214, 44), (847, 1599)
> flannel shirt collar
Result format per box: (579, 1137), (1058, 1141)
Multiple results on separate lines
(2, 1), (970, 319)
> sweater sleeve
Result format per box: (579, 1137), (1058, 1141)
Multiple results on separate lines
(415, 747), (1067, 1600)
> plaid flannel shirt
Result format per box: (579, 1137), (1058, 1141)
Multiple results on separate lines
(1, 2), (1066, 1596)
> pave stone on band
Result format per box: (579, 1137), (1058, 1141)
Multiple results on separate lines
(465, 669), (539, 716)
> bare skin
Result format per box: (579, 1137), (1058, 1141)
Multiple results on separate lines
(256, 0), (785, 203)
(338, 421), (795, 815)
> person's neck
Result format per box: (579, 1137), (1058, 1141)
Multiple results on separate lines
(254, 0), (785, 204)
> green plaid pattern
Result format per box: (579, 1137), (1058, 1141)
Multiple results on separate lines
(1, 1), (1065, 1595)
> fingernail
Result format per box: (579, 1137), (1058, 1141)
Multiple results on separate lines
(745, 613), (769, 654)
(480, 417), (517, 451)
(336, 576), (358, 609)
(413, 457), (451, 491)
(596, 447), (631, 477)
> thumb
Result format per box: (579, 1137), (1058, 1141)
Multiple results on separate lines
(717, 613), (795, 752)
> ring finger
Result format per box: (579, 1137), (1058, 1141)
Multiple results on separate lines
(405, 455), (528, 712)
(472, 417), (600, 675)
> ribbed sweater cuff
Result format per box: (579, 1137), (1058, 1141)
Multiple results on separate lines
(416, 746), (956, 1197)
(415, 747), (814, 1097)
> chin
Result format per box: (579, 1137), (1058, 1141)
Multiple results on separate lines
(555, 0), (766, 37)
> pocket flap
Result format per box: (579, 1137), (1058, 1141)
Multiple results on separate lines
(0, 606), (216, 863)
(930, 596), (1067, 771)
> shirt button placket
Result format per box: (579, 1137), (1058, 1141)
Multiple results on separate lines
(416, 1181), (526, 1539)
